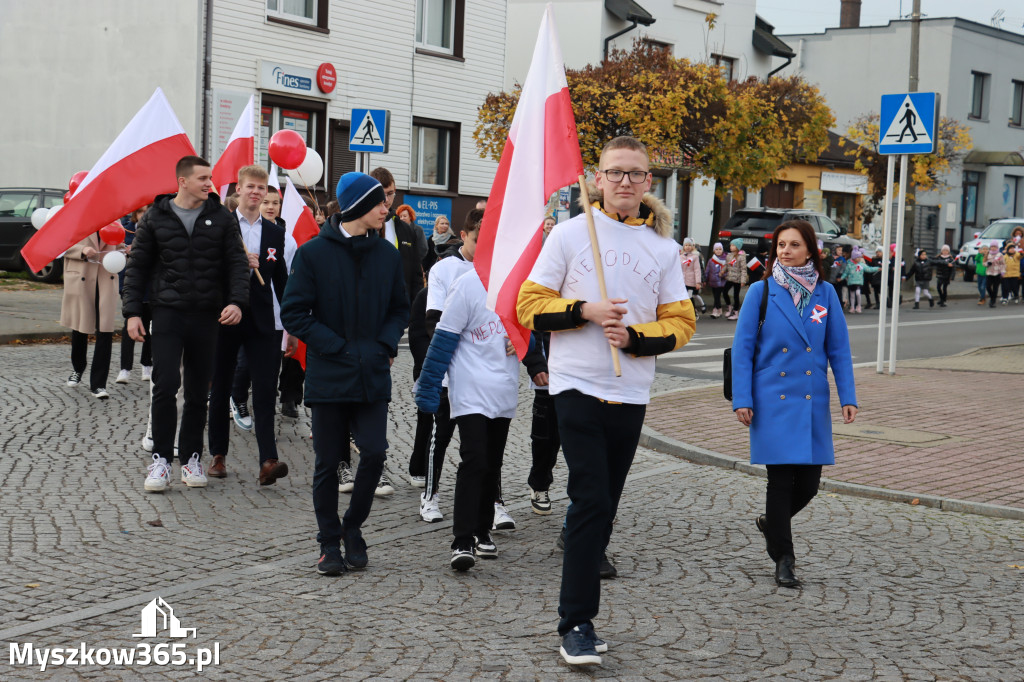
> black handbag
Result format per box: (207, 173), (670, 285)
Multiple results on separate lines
(723, 281), (770, 401)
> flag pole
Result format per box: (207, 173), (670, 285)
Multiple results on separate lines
(577, 175), (622, 378)
(239, 235), (266, 286)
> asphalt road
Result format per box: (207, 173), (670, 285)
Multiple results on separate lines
(657, 297), (1024, 381)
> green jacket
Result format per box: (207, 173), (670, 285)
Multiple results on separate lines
(975, 251), (987, 276)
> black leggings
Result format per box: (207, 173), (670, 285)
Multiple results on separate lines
(723, 281), (742, 308)
(987, 275), (1002, 303)
(711, 286), (725, 309)
(764, 464), (822, 561)
(936, 279), (949, 303)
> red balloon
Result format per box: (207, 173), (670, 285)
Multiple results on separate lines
(68, 170), (89, 194)
(99, 221), (126, 246)
(63, 192), (72, 204)
(268, 130), (307, 170)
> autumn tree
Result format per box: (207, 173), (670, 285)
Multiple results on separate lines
(474, 42), (834, 196)
(844, 113), (973, 221)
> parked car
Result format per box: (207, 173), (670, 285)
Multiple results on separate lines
(0, 187), (66, 282)
(954, 218), (1024, 282)
(717, 208), (861, 260)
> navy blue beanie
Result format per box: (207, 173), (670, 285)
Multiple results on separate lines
(335, 172), (385, 222)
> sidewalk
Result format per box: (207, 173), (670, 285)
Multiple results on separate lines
(643, 344), (1024, 520)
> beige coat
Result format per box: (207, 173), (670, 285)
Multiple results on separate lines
(60, 233), (121, 334)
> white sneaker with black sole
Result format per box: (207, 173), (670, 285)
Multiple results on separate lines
(492, 502), (516, 531)
(67, 371), (82, 387)
(144, 455), (171, 492)
(116, 369), (131, 384)
(530, 487), (552, 515)
(475, 535), (497, 559)
(450, 547), (476, 571)
(91, 387), (109, 400)
(337, 461), (354, 493)
(419, 492), (443, 523)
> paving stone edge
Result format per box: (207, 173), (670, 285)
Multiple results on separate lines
(639, 425), (1024, 522)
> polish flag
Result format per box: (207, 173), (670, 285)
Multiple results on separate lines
(474, 5), (583, 358)
(268, 164), (281, 190)
(281, 177), (322, 369)
(212, 95), (255, 199)
(747, 256), (763, 271)
(21, 88), (195, 273)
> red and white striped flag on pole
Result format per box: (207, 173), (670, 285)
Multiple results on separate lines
(212, 95), (255, 199)
(748, 256), (763, 272)
(282, 176), (322, 369)
(474, 4), (584, 358)
(21, 88), (195, 273)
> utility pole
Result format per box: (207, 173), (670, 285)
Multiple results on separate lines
(908, 0), (920, 93)
(900, 0), (922, 264)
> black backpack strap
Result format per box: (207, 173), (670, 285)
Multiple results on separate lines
(756, 278), (770, 337)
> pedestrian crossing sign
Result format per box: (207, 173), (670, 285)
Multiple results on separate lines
(349, 108), (389, 153)
(878, 92), (939, 155)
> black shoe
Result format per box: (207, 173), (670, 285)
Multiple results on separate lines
(599, 553), (617, 579)
(913, 301), (919, 309)
(475, 534), (497, 559)
(317, 546), (345, 576)
(755, 515), (772, 556)
(91, 387), (110, 400)
(990, 302), (996, 308)
(281, 400), (299, 418)
(928, 298), (934, 307)
(450, 544), (476, 571)
(774, 555), (800, 588)
(342, 530), (368, 570)
(556, 526), (566, 550)
(938, 301), (946, 307)
(559, 624), (602, 666)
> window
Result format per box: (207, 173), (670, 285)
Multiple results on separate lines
(970, 71), (989, 119)
(1011, 80), (1024, 127)
(642, 38), (672, 54)
(411, 119), (460, 192)
(258, 96), (327, 186)
(0, 191), (39, 217)
(963, 171), (981, 226)
(711, 54), (736, 81)
(266, 0), (328, 32)
(416, 0), (464, 58)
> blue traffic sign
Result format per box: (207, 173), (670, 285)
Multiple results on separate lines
(878, 92), (939, 155)
(349, 108), (389, 153)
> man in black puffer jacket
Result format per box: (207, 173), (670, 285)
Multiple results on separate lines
(124, 155), (249, 492)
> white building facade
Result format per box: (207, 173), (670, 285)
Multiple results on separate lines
(2, 0), (506, 226)
(505, 0), (794, 246)
(779, 18), (1024, 249)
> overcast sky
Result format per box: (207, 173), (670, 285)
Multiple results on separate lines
(757, 0), (1024, 37)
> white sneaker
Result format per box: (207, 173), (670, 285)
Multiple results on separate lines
(419, 492), (443, 523)
(375, 473), (395, 497)
(492, 502), (516, 531)
(180, 453), (208, 488)
(141, 422), (154, 453)
(530, 487), (552, 515)
(230, 397), (253, 431)
(66, 371), (82, 386)
(141, 365), (152, 381)
(409, 475), (426, 488)
(144, 455), (171, 492)
(338, 461), (354, 493)
(116, 369), (131, 384)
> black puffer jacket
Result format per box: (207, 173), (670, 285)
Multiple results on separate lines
(123, 193), (249, 319)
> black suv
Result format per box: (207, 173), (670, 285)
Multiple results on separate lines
(0, 187), (66, 282)
(718, 208), (861, 260)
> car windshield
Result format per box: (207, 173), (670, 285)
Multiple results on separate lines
(725, 214), (781, 231)
(980, 222), (1024, 240)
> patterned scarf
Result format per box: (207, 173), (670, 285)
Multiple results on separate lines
(772, 260), (818, 315)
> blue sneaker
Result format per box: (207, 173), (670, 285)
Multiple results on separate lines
(560, 624), (602, 665)
(343, 530), (368, 570)
(317, 546), (345, 576)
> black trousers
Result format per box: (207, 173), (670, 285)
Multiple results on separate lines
(311, 401), (388, 547)
(528, 389), (560, 492)
(208, 321), (282, 464)
(149, 308), (219, 464)
(71, 330), (113, 390)
(451, 414), (510, 549)
(764, 464), (822, 561)
(120, 304), (152, 371)
(279, 356), (304, 404)
(987, 274), (1002, 303)
(555, 390), (645, 636)
(723, 281), (742, 308)
(230, 347), (249, 405)
(408, 389), (454, 495)
(936, 278), (950, 303)
(711, 286), (725, 308)
(1002, 276), (1020, 299)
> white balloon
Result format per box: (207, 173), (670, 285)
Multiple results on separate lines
(46, 205), (62, 222)
(102, 251), (126, 274)
(286, 147), (323, 187)
(31, 207), (49, 229)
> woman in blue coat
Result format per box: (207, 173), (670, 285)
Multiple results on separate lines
(731, 219), (858, 588)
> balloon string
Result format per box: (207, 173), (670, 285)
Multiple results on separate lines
(295, 172), (321, 214)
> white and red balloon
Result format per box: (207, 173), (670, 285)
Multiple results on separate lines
(286, 148), (323, 187)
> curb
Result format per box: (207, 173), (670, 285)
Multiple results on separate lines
(639, 425), (1024, 522)
(0, 331), (69, 345)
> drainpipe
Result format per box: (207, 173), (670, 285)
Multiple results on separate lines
(200, 0), (214, 157)
(604, 20), (638, 61)
(767, 56), (793, 80)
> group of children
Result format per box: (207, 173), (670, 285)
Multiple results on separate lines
(679, 237), (749, 320)
(973, 239), (1024, 307)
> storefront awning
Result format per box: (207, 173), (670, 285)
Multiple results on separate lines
(964, 150), (1024, 166)
(605, 0), (656, 26)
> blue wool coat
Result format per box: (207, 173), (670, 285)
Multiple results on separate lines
(731, 279), (857, 465)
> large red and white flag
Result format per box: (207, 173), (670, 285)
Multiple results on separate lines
(281, 176), (322, 369)
(22, 88), (195, 273)
(474, 5), (583, 358)
(212, 95), (255, 199)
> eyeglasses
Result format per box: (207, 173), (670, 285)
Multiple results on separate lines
(384, 191), (397, 199)
(600, 169), (650, 184)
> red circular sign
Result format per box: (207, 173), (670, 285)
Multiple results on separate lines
(316, 63), (336, 94)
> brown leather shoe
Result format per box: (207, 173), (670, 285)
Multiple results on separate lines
(208, 455), (227, 478)
(259, 459), (289, 486)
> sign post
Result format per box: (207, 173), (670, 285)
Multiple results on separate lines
(875, 92), (939, 374)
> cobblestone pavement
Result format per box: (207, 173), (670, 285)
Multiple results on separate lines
(646, 345), (1024, 512)
(2, 344), (1024, 680)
